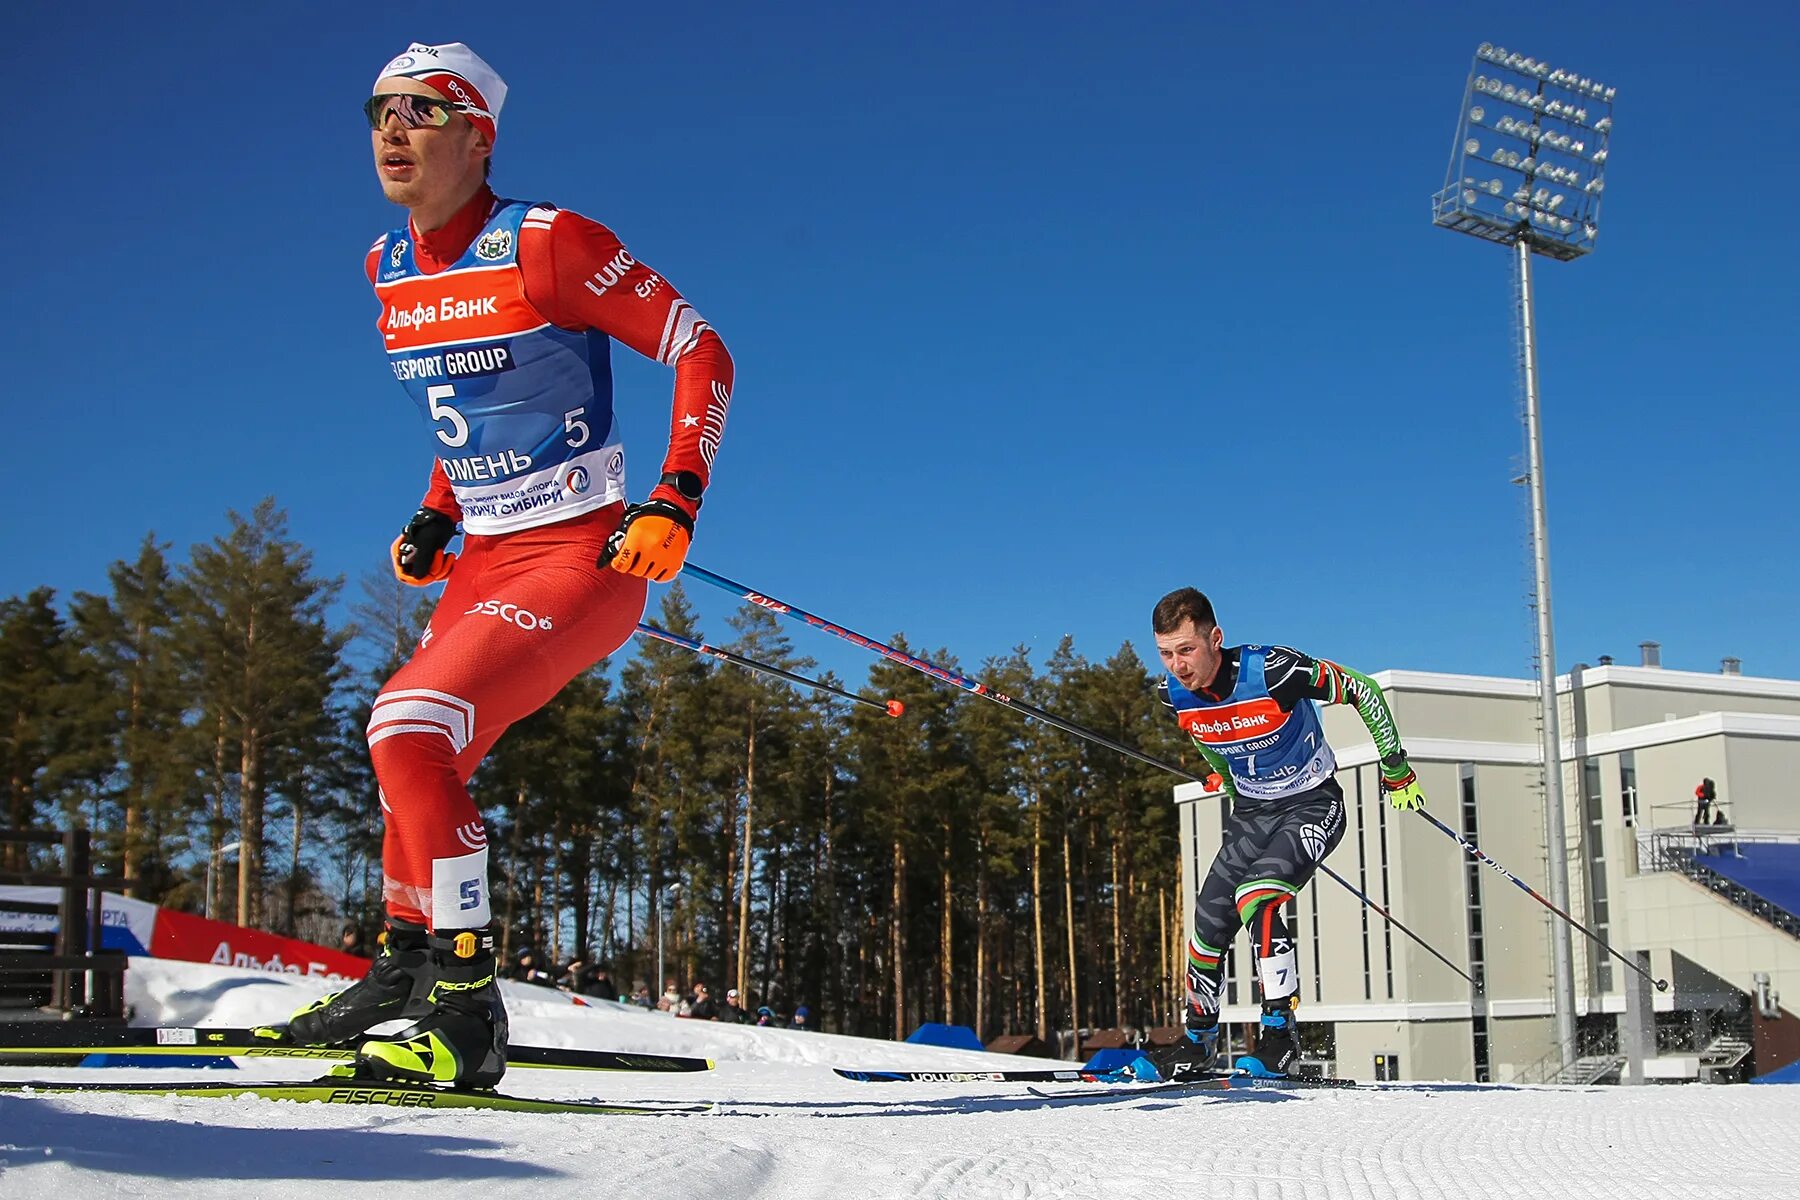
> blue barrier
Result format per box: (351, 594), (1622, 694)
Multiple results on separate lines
(905, 1022), (986, 1052)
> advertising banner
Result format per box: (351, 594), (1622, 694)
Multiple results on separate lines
(0, 887), (367, 982)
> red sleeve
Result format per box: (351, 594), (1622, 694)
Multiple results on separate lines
(370, 237), (463, 523)
(421, 460), (462, 520)
(518, 211), (734, 520)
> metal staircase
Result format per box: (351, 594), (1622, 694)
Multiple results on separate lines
(1550, 1054), (1625, 1086)
(1698, 1035), (1752, 1082)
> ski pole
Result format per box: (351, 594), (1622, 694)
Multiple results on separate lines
(635, 622), (904, 717)
(1413, 808), (1669, 992)
(681, 562), (1470, 982)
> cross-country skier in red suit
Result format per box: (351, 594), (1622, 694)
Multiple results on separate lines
(278, 42), (733, 1088)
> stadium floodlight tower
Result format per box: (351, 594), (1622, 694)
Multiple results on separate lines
(1433, 44), (1616, 1072)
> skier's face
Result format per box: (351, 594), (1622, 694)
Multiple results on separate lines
(370, 78), (490, 216)
(1155, 619), (1224, 691)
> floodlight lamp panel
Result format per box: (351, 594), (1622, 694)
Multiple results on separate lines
(1466, 138), (1481, 155)
(1470, 105), (1485, 122)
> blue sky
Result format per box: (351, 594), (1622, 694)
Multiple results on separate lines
(8, 1), (1797, 691)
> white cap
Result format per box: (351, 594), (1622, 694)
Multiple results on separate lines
(375, 42), (507, 142)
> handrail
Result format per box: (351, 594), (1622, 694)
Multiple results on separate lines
(1640, 832), (1800, 941)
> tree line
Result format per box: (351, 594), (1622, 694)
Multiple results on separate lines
(1, 500), (1205, 1042)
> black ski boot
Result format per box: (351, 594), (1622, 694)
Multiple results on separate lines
(1147, 1022), (1220, 1081)
(1236, 996), (1300, 1077)
(356, 926), (508, 1088)
(281, 918), (429, 1045)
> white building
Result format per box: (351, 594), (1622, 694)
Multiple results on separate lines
(1175, 651), (1800, 1083)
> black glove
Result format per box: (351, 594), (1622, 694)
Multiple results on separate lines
(392, 507), (458, 585)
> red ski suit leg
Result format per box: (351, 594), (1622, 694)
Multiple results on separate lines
(368, 505), (646, 929)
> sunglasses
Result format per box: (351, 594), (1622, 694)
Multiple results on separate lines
(364, 92), (486, 131)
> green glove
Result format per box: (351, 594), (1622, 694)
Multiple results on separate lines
(1381, 754), (1427, 811)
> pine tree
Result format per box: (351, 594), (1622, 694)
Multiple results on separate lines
(0, 589), (89, 867)
(67, 536), (192, 897)
(174, 499), (346, 925)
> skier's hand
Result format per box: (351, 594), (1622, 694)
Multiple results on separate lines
(1204, 773), (1225, 793)
(598, 494), (695, 583)
(392, 507), (458, 586)
(1382, 756), (1427, 811)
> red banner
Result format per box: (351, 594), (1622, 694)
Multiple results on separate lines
(151, 908), (369, 982)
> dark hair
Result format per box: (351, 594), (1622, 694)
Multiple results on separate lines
(1152, 588), (1217, 634)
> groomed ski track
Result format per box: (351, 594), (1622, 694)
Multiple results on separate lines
(2, 959), (1796, 1199)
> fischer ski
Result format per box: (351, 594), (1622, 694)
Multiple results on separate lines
(835, 1065), (1147, 1084)
(0, 1074), (711, 1115)
(0, 1025), (712, 1074)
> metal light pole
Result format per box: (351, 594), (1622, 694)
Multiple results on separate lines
(656, 881), (682, 1006)
(1513, 235), (1578, 1065)
(1434, 43), (1616, 1070)
(205, 841), (242, 922)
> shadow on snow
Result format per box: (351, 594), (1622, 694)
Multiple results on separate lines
(0, 1095), (565, 1182)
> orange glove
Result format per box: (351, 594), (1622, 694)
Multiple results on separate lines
(1204, 773), (1225, 793)
(392, 507), (457, 586)
(599, 499), (695, 583)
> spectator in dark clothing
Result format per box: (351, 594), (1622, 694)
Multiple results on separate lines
(788, 1004), (813, 1031)
(557, 950), (593, 992)
(627, 980), (654, 1008)
(581, 964), (620, 1002)
(721, 988), (746, 1024)
(503, 945), (557, 987)
(686, 982), (720, 1020)
(1694, 778), (1717, 826)
(339, 924), (370, 959)
(755, 1006), (777, 1027)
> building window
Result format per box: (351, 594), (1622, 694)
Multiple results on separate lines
(1581, 757), (1613, 992)
(1308, 867), (1323, 1004)
(1461, 763), (1491, 1083)
(1218, 795), (1239, 1007)
(1355, 768), (1372, 1002)
(1378, 782), (1395, 999)
(1620, 751), (1639, 826)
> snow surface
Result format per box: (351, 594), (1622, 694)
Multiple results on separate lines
(3, 958), (1798, 1199)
